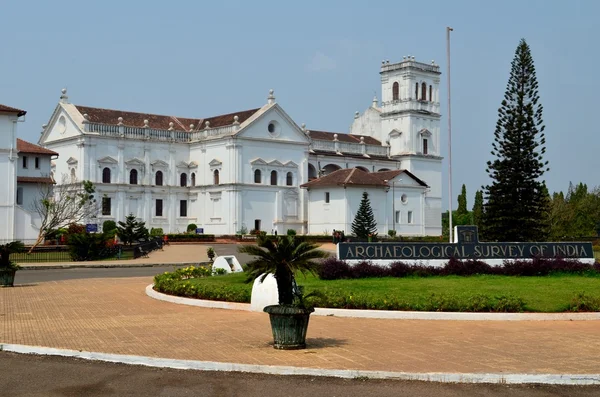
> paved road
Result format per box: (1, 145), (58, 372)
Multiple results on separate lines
(14, 244), (257, 284)
(1, 353), (598, 397)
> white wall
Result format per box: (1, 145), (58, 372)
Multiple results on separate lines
(0, 115), (18, 242)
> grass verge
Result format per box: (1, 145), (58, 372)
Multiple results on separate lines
(153, 270), (600, 313)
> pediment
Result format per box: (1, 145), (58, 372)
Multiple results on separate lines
(388, 129), (402, 138)
(151, 159), (169, 168)
(125, 158), (145, 166)
(66, 157), (78, 165)
(97, 156), (118, 164)
(250, 158), (267, 166)
(268, 160), (284, 167)
(284, 161), (298, 168)
(209, 158), (222, 167)
(419, 128), (432, 137)
(235, 104), (311, 144)
(189, 161), (198, 168)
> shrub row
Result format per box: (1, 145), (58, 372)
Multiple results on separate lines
(304, 290), (527, 312)
(153, 266), (250, 303)
(317, 257), (600, 280)
(166, 234), (215, 242)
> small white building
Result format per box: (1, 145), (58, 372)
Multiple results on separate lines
(0, 104), (57, 243)
(38, 57), (443, 236)
(301, 168), (430, 236)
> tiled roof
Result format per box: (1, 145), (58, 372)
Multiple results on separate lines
(300, 168), (388, 189)
(300, 168), (429, 189)
(74, 105), (260, 132)
(0, 104), (26, 117)
(17, 176), (54, 184)
(372, 170), (429, 187)
(17, 139), (58, 156)
(308, 130), (381, 145)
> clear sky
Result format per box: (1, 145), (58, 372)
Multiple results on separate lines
(1, 0), (597, 210)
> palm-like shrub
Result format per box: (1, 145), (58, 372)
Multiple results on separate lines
(0, 241), (25, 270)
(239, 235), (328, 305)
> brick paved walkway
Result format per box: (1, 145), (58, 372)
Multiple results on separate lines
(2, 277), (599, 374)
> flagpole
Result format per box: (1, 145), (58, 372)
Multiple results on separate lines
(446, 26), (454, 243)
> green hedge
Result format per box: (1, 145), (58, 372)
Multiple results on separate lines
(166, 233), (215, 242)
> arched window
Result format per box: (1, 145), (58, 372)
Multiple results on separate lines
(286, 172), (293, 186)
(129, 169), (138, 185)
(429, 85), (433, 102)
(102, 167), (111, 183)
(421, 82), (427, 101)
(213, 170), (219, 185)
(155, 171), (163, 186)
(415, 82), (419, 100)
(392, 82), (399, 101)
(191, 173), (196, 187)
(180, 173), (187, 187)
(270, 170), (278, 186)
(254, 169), (261, 183)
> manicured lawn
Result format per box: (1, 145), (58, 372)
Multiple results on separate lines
(180, 272), (600, 312)
(10, 249), (135, 263)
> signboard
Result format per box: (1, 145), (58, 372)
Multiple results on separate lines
(86, 224), (98, 233)
(196, 228), (204, 234)
(338, 226), (594, 261)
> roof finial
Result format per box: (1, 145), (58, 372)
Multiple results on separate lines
(233, 115), (239, 125)
(204, 120), (211, 129)
(267, 89), (275, 105)
(354, 111), (359, 119)
(143, 119), (149, 128)
(372, 95), (378, 108)
(117, 117), (123, 126)
(168, 122), (174, 131)
(60, 88), (69, 103)
(189, 124), (195, 131)
(301, 123), (306, 131)
(333, 133), (339, 141)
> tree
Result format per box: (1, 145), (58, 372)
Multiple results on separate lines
(482, 39), (549, 242)
(351, 192), (378, 239)
(239, 235), (327, 305)
(456, 184), (468, 216)
(30, 175), (98, 252)
(472, 190), (484, 230)
(116, 214), (149, 245)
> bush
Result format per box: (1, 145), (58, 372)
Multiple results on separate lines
(187, 224), (198, 233)
(67, 223), (86, 235)
(317, 257), (352, 280)
(150, 228), (164, 237)
(287, 229), (297, 236)
(68, 232), (114, 261)
(103, 220), (117, 232)
(388, 230), (397, 238)
(316, 258), (600, 280)
(567, 292), (600, 312)
(166, 234), (215, 242)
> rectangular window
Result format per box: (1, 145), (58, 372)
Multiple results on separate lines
(16, 187), (23, 205)
(423, 139), (428, 155)
(407, 211), (413, 224)
(102, 197), (111, 216)
(22, 156), (28, 169)
(156, 199), (163, 217)
(325, 192), (330, 203)
(35, 157), (40, 169)
(395, 210), (400, 224)
(179, 200), (187, 217)
(254, 219), (261, 231)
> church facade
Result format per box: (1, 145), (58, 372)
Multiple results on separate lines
(39, 57), (442, 236)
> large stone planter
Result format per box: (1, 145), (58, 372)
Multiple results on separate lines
(0, 269), (16, 287)
(264, 304), (314, 350)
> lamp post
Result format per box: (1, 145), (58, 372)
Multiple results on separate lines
(446, 26), (454, 243)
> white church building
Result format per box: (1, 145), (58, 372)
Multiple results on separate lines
(38, 57), (443, 236)
(1, 104), (57, 243)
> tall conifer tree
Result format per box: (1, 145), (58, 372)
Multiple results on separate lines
(472, 190), (484, 229)
(482, 39), (549, 242)
(352, 192), (378, 238)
